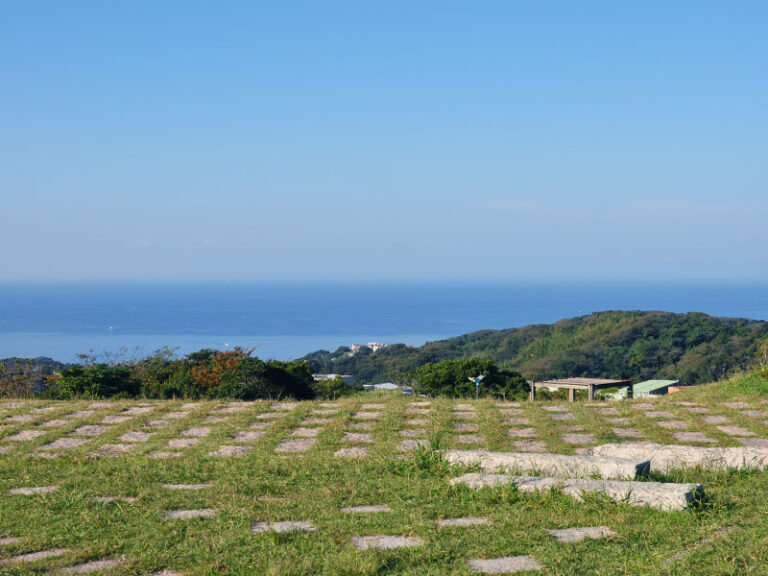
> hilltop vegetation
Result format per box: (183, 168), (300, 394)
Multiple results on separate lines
(303, 311), (768, 385)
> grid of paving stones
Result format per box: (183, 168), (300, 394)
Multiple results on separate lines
(3, 396), (768, 574)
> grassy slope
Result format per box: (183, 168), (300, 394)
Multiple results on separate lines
(303, 311), (768, 385)
(0, 373), (767, 575)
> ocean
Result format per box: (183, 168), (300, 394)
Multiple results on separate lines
(1, 282), (767, 363)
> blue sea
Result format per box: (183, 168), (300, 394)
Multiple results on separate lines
(1, 282), (767, 363)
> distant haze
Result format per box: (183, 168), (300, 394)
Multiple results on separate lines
(1, 2), (767, 281)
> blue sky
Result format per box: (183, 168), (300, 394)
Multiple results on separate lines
(1, 1), (767, 281)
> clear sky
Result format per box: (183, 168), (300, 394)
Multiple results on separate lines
(1, 1), (767, 281)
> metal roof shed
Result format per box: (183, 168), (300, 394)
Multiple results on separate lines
(617, 379), (679, 398)
(529, 378), (632, 402)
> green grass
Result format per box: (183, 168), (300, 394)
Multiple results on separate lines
(1, 377), (768, 575)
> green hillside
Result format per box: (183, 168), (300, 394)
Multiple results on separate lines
(302, 311), (768, 385)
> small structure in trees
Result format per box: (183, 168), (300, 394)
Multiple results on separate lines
(529, 377), (632, 402)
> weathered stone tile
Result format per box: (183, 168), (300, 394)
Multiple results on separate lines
(631, 403), (656, 409)
(499, 408), (523, 416)
(702, 415), (729, 425)
(645, 411), (674, 418)
(5, 414), (35, 423)
(740, 410), (764, 417)
(548, 526), (616, 543)
(506, 428), (537, 438)
(89, 496), (137, 503)
(738, 438), (768, 448)
(290, 427), (321, 437)
(411, 401), (431, 407)
(119, 431), (153, 443)
(255, 412), (284, 420)
(275, 438), (315, 453)
(73, 425), (110, 437)
(559, 425), (585, 432)
(310, 409), (337, 416)
(348, 421), (376, 430)
(549, 413), (575, 421)
(341, 504), (391, 513)
(163, 509), (216, 520)
(612, 428), (644, 438)
(604, 417), (631, 425)
(657, 421), (687, 430)
(145, 420), (170, 428)
(0, 548), (69, 563)
(301, 418), (333, 426)
(0, 536), (22, 545)
(233, 431), (264, 442)
(453, 423), (479, 432)
(722, 402), (750, 409)
(319, 402), (341, 408)
(91, 444), (134, 457)
(592, 407), (620, 415)
(353, 412), (381, 420)
(6, 430), (46, 441)
(406, 408), (431, 415)
(162, 483), (209, 490)
(334, 447), (368, 458)
(203, 416), (228, 424)
(503, 418), (529, 426)
(40, 419), (68, 428)
(466, 556), (544, 573)
(561, 433), (595, 445)
(181, 402), (204, 410)
(7, 485), (58, 495)
(55, 558), (121, 574)
(436, 517), (491, 527)
(101, 415), (132, 424)
(167, 438), (199, 449)
(457, 435), (484, 444)
(512, 441), (547, 452)
(40, 438), (88, 450)
(164, 411), (190, 420)
(181, 427), (211, 437)
(400, 429), (425, 437)
(351, 535), (424, 550)
(360, 403), (387, 410)
(273, 403), (297, 411)
(542, 406), (569, 412)
(397, 439), (429, 451)
(674, 432), (717, 443)
(341, 432), (373, 443)
(148, 451), (183, 459)
(405, 418), (428, 426)
(252, 520), (315, 533)
(452, 412), (476, 420)
(123, 406), (154, 415)
(716, 426), (755, 437)
(685, 407), (710, 414)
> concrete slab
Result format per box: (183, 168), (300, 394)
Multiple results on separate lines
(273, 403), (298, 411)
(451, 473), (703, 511)
(361, 403), (387, 410)
(145, 420), (169, 428)
(440, 449), (649, 479)
(587, 442), (768, 471)
(233, 431), (264, 442)
(204, 416), (228, 424)
(592, 407), (620, 415)
(255, 412), (284, 420)
(657, 421), (687, 430)
(55, 559), (121, 574)
(542, 406), (569, 412)
(702, 416), (729, 424)
(685, 407), (710, 414)
(342, 432), (373, 443)
(512, 441), (547, 452)
(559, 425), (585, 432)
(40, 438), (88, 450)
(605, 417), (631, 425)
(120, 431), (153, 443)
(406, 408), (431, 415)
(123, 406), (154, 415)
(162, 483), (209, 490)
(167, 438), (199, 449)
(503, 418), (530, 426)
(334, 447), (368, 458)
(148, 451), (183, 459)
(738, 437), (768, 448)
(506, 428), (537, 438)
(351, 535), (424, 550)
(457, 435), (484, 444)
(89, 496), (137, 503)
(349, 422), (375, 430)
(549, 413), (575, 420)
(405, 418), (428, 426)
(453, 412), (476, 420)
(547, 526), (616, 542)
(163, 509), (217, 520)
(716, 426), (755, 436)
(92, 444), (134, 457)
(291, 427), (321, 437)
(164, 411), (190, 420)
(275, 438), (315, 453)
(101, 415), (132, 424)
(467, 556), (544, 573)
(401, 429), (425, 437)
(398, 439), (429, 451)
(436, 517), (491, 527)
(6, 430), (46, 441)
(499, 409), (523, 416)
(0, 537), (22, 545)
(7, 485), (58, 495)
(453, 404), (475, 411)
(612, 428), (644, 438)
(562, 434), (595, 445)
(674, 432), (716, 443)
(73, 425), (110, 437)
(353, 412), (381, 420)
(341, 505), (391, 513)
(645, 411), (674, 418)
(301, 418), (333, 426)
(181, 427), (211, 437)
(454, 423), (479, 432)
(252, 521), (315, 533)
(722, 402), (750, 409)
(5, 415), (35, 423)
(310, 409), (337, 416)
(40, 419), (68, 428)
(0, 548), (70, 564)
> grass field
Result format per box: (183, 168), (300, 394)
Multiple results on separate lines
(1, 374), (768, 575)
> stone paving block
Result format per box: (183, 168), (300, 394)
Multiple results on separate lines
(73, 425), (110, 437)
(467, 556), (544, 573)
(162, 483), (209, 490)
(722, 402), (751, 409)
(204, 416), (228, 424)
(562, 434), (595, 445)
(352, 411), (382, 421)
(592, 407), (620, 415)
(119, 431), (153, 443)
(451, 473), (702, 511)
(148, 451), (183, 459)
(631, 403), (656, 409)
(252, 521), (315, 533)
(542, 406), (569, 412)
(310, 409), (337, 416)
(657, 421), (687, 430)
(0, 548), (70, 564)
(6, 430), (46, 441)
(275, 438), (315, 453)
(398, 439), (429, 451)
(702, 415), (729, 424)
(405, 418), (428, 426)
(163, 509), (217, 520)
(503, 418), (530, 426)
(5, 414), (35, 423)
(255, 412), (284, 420)
(441, 450), (649, 479)
(436, 517), (491, 527)
(686, 407), (710, 414)
(233, 431), (264, 442)
(674, 432), (716, 443)
(351, 535), (424, 550)
(559, 425), (585, 432)
(0, 537), (22, 545)
(101, 415), (132, 424)
(30, 451), (61, 459)
(210, 445), (251, 457)
(645, 411), (674, 418)
(181, 427), (211, 437)
(587, 442), (768, 471)
(319, 402), (341, 408)
(1, 402), (26, 408)
(506, 428), (537, 438)
(166, 437), (200, 449)
(604, 417), (631, 425)
(291, 427), (321, 437)
(40, 419), (68, 428)
(181, 402), (203, 409)
(740, 410), (764, 417)
(361, 403), (387, 410)
(123, 406), (154, 415)
(457, 435), (484, 444)
(65, 411), (98, 419)
(549, 413), (575, 420)
(273, 403), (297, 411)
(400, 429), (425, 437)
(716, 426), (755, 436)
(612, 428), (644, 438)
(453, 404), (475, 411)
(452, 412), (476, 420)
(453, 423), (479, 432)
(31, 406), (58, 414)
(7, 485), (58, 495)
(342, 432), (373, 443)
(164, 411), (190, 420)
(90, 496), (137, 503)
(40, 438), (88, 450)
(55, 558), (121, 574)
(341, 505), (391, 513)
(145, 420), (169, 428)
(498, 408), (523, 416)
(406, 408), (431, 415)
(512, 441), (547, 452)
(92, 444), (134, 457)
(547, 526), (616, 542)
(334, 447), (368, 458)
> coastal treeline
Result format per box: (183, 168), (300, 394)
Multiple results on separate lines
(303, 311), (768, 386)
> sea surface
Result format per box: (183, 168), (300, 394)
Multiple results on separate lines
(1, 282), (767, 363)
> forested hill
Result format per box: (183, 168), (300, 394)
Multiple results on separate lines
(302, 311), (768, 386)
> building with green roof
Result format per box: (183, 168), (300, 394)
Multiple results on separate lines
(615, 379), (679, 399)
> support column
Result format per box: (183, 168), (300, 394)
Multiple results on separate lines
(627, 383), (633, 400)
(568, 388), (575, 402)
(529, 382), (536, 402)
(588, 385), (594, 401)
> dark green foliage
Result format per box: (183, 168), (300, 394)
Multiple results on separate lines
(303, 311), (768, 386)
(310, 376), (359, 399)
(414, 358), (527, 398)
(53, 364), (141, 399)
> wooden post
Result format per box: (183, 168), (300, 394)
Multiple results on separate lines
(529, 381), (536, 402)
(588, 385), (594, 401)
(568, 388), (575, 402)
(627, 383), (633, 400)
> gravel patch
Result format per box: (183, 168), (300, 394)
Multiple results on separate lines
(351, 535), (424, 550)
